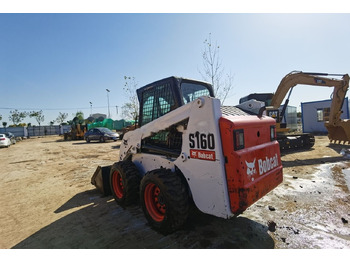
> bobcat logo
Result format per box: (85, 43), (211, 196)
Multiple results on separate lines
(245, 159), (257, 176)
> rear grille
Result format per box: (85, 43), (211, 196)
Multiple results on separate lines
(221, 106), (251, 116)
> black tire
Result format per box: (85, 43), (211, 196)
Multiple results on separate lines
(110, 160), (141, 207)
(140, 169), (189, 234)
(99, 136), (105, 143)
(86, 137), (90, 143)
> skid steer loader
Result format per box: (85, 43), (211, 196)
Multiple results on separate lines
(91, 76), (283, 234)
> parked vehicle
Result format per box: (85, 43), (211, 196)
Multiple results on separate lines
(0, 134), (11, 148)
(84, 127), (119, 143)
(5, 132), (16, 145)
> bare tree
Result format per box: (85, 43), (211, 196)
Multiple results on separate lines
(122, 76), (139, 121)
(199, 33), (234, 105)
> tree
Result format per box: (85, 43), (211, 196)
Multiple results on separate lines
(122, 76), (139, 121)
(0, 114), (2, 121)
(56, 112), (68, 125)
(199, 33), (234, 105)
(29, 110), (45, 136)
(2, 122), (7, 130)
(73, 111), (84, 123)
(29, 110), (45, 127)
(9, 110), (27, 126)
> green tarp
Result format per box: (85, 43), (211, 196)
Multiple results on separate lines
(88, 119), (135, 131)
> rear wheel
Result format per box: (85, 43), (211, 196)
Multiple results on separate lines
(140, 169), (189, 234)
(110, 160), (141, 207)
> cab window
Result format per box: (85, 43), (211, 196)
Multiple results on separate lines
(180, 82), (211, 104)
(140, 83), (175, 126)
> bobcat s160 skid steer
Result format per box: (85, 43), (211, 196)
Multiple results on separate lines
(91, 76), (283, 234)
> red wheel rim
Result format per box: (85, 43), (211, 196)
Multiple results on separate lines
(112, 171), (123, 199)
(144, 183), (166, 222)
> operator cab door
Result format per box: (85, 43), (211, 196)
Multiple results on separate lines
(137, 80), (180, 156)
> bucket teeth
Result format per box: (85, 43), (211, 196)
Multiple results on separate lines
(326, 121), (350, 144)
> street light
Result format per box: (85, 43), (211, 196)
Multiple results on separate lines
(106, 89), (110, 118)
(89, 102), (92, 116)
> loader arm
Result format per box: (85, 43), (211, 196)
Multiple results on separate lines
(270, 71), (349, 126)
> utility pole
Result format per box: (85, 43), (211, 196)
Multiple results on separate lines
(106, 89), (110, 118)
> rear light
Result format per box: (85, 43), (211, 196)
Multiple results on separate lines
(270, 125), (276, 141)
(233, 129), (245, 151)
(0, 138), (5, 141)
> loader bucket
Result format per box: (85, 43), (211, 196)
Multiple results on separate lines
(325, 120), (350, 144)
(91, 165), (112, 196)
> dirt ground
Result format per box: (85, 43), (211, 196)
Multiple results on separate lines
(0, 135), (349, 249)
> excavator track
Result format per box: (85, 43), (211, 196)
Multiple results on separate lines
(277, 133), (315, 151)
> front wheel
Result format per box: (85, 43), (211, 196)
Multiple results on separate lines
(140, 169), (189, 234)
(110, 160), (141, 207)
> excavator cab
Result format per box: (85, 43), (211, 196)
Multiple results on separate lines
(239, 93), (287, 129)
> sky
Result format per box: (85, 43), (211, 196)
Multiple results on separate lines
(1, 2), (350, 126)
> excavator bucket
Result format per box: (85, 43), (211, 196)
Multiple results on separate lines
(325, 120), (350, 144)
(91, 165), (112, 196)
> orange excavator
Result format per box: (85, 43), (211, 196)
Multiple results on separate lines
(239, 71), (350, 150)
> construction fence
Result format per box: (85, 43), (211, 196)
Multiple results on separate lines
(0, 125), (71, 138)
(0, 119), (134, 138)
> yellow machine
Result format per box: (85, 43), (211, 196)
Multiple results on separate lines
(63, 117), (87, 140)
(239, 71), (350, 149)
